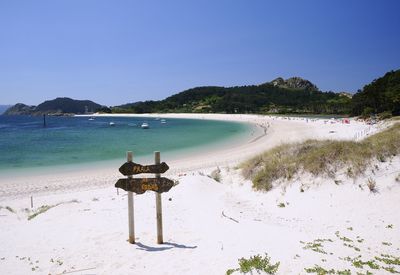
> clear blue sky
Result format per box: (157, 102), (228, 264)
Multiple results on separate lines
(0, 0), (399, 106)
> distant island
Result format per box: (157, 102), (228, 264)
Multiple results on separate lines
(3, 69), (399, 118)
(3, 97), (104, 116)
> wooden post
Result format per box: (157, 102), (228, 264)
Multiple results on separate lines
(30, 196), (33, 208)
(155, 151), (163, 244)
(127, 151), (135, 244)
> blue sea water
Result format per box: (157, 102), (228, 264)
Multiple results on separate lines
(0, 115), (250, 172)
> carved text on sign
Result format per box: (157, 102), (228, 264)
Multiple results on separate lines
(119, 162), (169, 176)
(115, 177), (174, 194)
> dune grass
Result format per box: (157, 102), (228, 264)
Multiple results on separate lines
(28, 205), (54, 220)
(226, 253), (280, 275)
(0, 206), (16, 213)
(210, 167), (222, 182)
(241, 123), (400, 191)
(27, 199), (79, 220)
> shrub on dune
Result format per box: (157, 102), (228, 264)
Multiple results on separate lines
(241, 123), (400, 191)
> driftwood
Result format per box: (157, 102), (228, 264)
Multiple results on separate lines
(222, 211), (239, 223)
(57, 267), (96, 274)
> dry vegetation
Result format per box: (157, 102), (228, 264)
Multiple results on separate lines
(210, 167), (222, 182)
(241, 123), (400, 191)
(27, 199), (79, 220)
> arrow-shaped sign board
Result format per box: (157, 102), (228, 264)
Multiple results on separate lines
(115, 177), (175, 194)
(119, 162), (169, 176)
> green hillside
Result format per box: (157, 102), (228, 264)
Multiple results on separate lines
(114, 79), (351, 115)
(113, 70), (399, 117)
(351, 70), (400, 117)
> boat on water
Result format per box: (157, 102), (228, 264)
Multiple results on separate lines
(160, 119), (166, 124)
(88, 117), (95, 121)
(109, 122), (115, 126)
(141, 122), (149, 129)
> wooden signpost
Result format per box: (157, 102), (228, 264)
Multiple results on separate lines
(115, 151), (174, 244)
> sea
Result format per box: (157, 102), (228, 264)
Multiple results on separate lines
(0, 115), (251, 174)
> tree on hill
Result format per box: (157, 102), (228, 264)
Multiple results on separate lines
(351, 70), (400, 116)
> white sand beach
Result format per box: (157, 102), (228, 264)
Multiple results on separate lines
(0, 114), (399, 274)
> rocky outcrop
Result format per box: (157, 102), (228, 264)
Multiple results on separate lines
(270, 77), (319, 92)
(338, 92), (353, 98)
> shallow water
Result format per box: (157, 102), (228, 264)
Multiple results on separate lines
(0, 115), (250, 172)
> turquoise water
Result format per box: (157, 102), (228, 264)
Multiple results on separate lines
(0, 115), (250, 172)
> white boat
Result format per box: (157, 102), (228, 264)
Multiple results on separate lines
(160, 119), (166, 124)
(88, 117), (95, 121)
(109, 122), (115, 126)
(141, 122), (149, 129)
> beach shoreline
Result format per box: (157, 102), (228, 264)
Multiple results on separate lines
(0, 113), (380, 199)
(0, 114), (255, 180)
(0, 114), (260, 198)
(1, 114), (398, 275)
